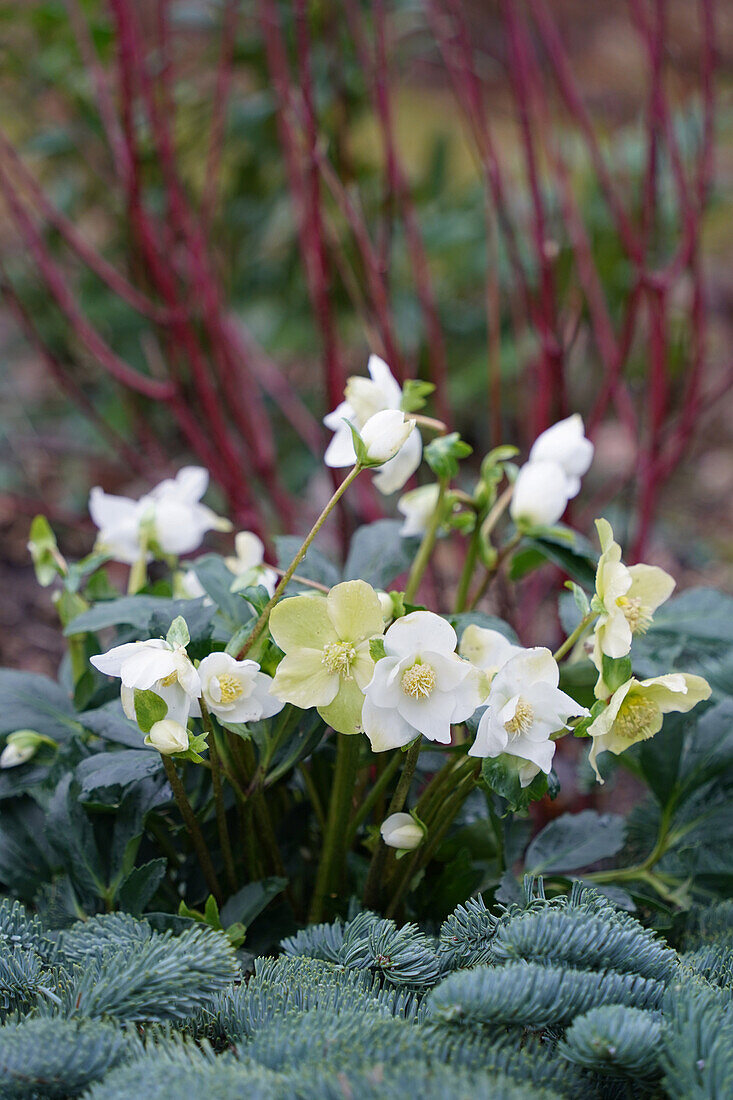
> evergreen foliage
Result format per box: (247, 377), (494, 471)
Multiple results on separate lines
(0, 881), (730, 1097)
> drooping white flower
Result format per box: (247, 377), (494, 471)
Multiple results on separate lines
(323, 354), (422, 494)
(89, 466), (231, 565)
(458, 625), (524, 680)
(591, 519), (675, 684)
(360, 409), (415, 465)
(380, 812), (425, 851)
(174, 569), (209, 601)
(529, 414), (594, 498)
(145, 719), (190, 755)
(469, 648), (587, 781)
(226, 531), (277, 596)
(198, 652), (284, 724)
(510, 460), (571, 528)
(397, 484), (441, 538)
(587, 673), (711, 782)
(90, 638), (201, 728)
(361, 611), (482, 752)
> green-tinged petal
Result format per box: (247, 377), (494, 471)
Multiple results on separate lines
(639, 673), (711, 713)
(270, 648), (338, 708)
(326, 579), (385, 643)
(269, 593), (338, 653)
(595, 518), (617, 556)
(352, 645), (376, 691)
(318, 676), (366, 736)
(627, 564), (675, 613)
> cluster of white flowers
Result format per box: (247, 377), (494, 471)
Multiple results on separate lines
(510, 414), (594, 528)
(90, 467), (232, 565)
(91, 634), (283, 756)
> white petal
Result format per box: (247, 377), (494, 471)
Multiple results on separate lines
(367, 353), (403, 408)
(510, 461), (570, 527)
(363, 656), (404, 708)
(506, 735), (555, 774)
(529, 414), (594, 483)
(397, 689), (456, 744)
(119, 647), (177, 690)
(468, 708), (508, 758)
(492, 648), (560, 699)
(372, 427), (422, 494)
(90, 642), (145, 678)
(324, 425), (358, 469)
(361, 696), (417, 752)
(384, 611), (457, 662)
(233, 531), (265, 571)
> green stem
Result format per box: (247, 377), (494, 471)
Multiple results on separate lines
(468, 530), (521, 610)
(363, 738), (422, 910)
(386, 765), (479, 917)
(203, 710), (237, 895)
(239, 464), (362, 657)
(403, 479), (447, 603)
(309, 735), (361, 922)
(346, 750), (403, 846)
(552, 610), (598, 662)
(299, 761), (326, 833)
(454, 522), (481, 614)
(161, 755), (222, 905)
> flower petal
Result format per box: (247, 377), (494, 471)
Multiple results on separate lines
(361, 696), (417, 752)
(367, 353), (403, 408)
(269, 594), (338, 653)
(397, 690), (455, 744)
(384, 611), (457, 661)
(318, 676), (365, 736)
(372, 426), (422, 494)
(326, 580), (385, 643)
(270, 649), (339, 708)
(627, 564), (675, 614)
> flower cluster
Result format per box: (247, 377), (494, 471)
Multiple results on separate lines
(81, 355), (709, 797)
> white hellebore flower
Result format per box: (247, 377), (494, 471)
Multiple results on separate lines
(591, 519), (675, 681)
(89, 466), (231, 565)
(361, 611), (482, 752)
(380, 812), (425, 851)
(90, 638), (201, 728)
(226, 531), (278, 596)
(174, 569), (208, 601)
(397, 484), (441, 538)
(529, 414), (594, 498)
(510, 461), (571, 528)
(198, 653), (284, 724)
(469, 648), (587, 781)
(323, 354), (422, 494)
(146, 719), (190, 755)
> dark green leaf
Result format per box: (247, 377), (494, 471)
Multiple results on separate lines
(525, 810), (625, 874)
(424, 432), (472, 480)
(343, 520), (418, 588)
(0, 670), (81, 742)
(75, 750), (161, 798)
(65, 596), (215, 640)
(133, 689), (168, 734)
(275, 536), (340, 588)
(117, 859), (167, 916)
(220, 877), (288, 929)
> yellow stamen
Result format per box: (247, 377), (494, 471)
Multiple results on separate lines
(159, 671), (178, 687)
(617, 596), (652, 635)
(614, 695), (659, 741)
(322, 641), (357, 677)
(216, 674), (243, 704)
(401, 662), (436, 700)
(505, 699), (534, 738)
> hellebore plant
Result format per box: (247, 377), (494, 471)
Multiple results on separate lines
(10, 354), (713, 927)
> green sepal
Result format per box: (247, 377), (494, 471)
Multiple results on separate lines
(369, 637), (387, 662)
(345, 420), (372, 466)
(133, 689), (168, 733)
(166, 615), (190, 648)
(425, 432), (472, 480)
(400, 378), (435, 413)
(573, 699), (606, 738)
(601, 654), (633, 694)
(177, 732), (208, 763)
